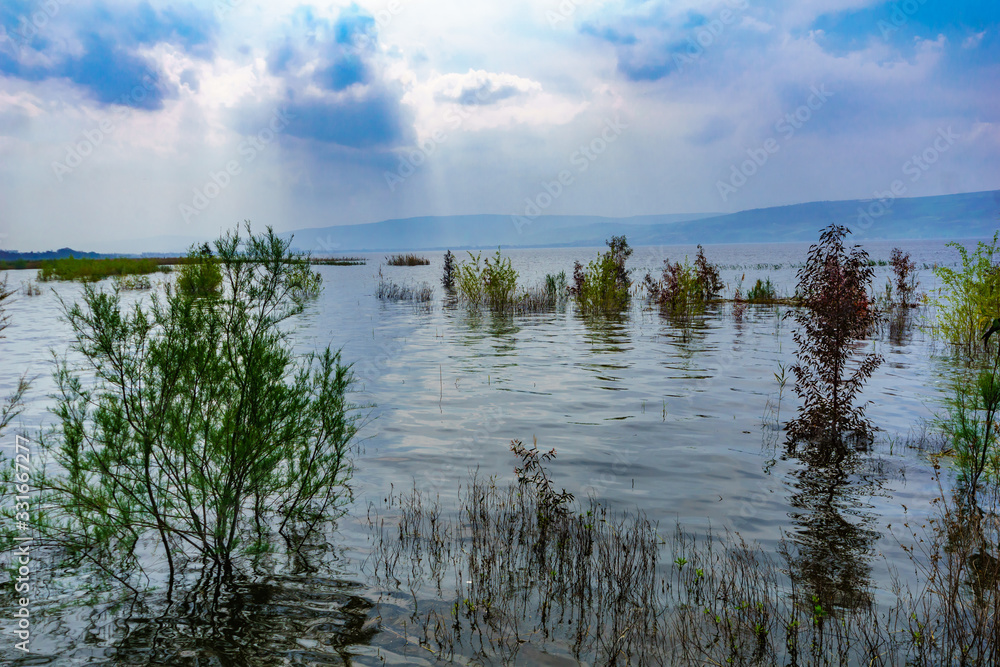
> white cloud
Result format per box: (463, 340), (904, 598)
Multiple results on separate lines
(430, 69), (542, 106)
(404, 68), (587, 137)
(963, 30), (987, 49)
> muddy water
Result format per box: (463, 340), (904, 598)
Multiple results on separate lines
(0, 239), (975, 664)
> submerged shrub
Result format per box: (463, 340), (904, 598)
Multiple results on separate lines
(645, 245), (723, 312)
(376, 267), (432, 302)
(890, 247), (919, 307)
(572, 235), (633, 313)
(0, 273), (11, 337)
(21, 224), (360, 585)
(442, 250), (456, 289)
(386, 253), (430, 266)
(746, 277), (777, 303)
(787, 224), (882, 446)
(943, 359), (1000, 495)
(932, 233), (1000, 352)
(176, 242), (222, 298)
(456, 248), (519, 310)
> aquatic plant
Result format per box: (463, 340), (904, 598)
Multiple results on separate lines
(441, 249), (456, 289)
(644, 245), (723, 312)
(0, 273), (11, 337)
(0, 274), (31, 439)
(376, 267), (433, 302)
(367, 453), (998, 666)
(746, 277), (777, 303)
(22, 224), (360, 586)
(932, 232), (1000, 352)
(37, 256), (170, 282)
(511, 437), (574, 517)
(175, 242), (222, 299)
(545, 270), (567, 300)
(456, 248), (519, 311)
(572, 235), (633, 313)
(310, 256), (366, 266)
(787, 224), (882, 446)
(890, 247), (919, 307)
(943, 337), (1000, 496)
(385, 253), (430, 266)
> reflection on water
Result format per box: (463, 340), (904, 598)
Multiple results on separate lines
(782, 445), (886, 612)
(106, 577), (378, 666)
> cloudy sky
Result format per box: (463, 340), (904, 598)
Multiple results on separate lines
(0, 0), (997, 250)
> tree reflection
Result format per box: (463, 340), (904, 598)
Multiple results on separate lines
(781, 444), (885, 613)
(107, 574), (378, 666)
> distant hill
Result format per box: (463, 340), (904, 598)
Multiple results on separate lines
(284, 212), (718, 253)
(0, 247), (111, 261)
(5, 190), (998, 256)
(284, 190), (1000, 253)
(627, 190), (1000, 246)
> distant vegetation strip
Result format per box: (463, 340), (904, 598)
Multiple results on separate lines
(385, 253), (429, 266)
(0, 255), (367, 276)
(309, 257), (367, 265)
(37, 257), (174, 282)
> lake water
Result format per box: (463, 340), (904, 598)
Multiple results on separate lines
(0, 238), (983, 664)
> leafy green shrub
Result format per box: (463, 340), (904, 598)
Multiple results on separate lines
(456, 248), (519, 310)
(20, 225), (359, 584)
(942, 359), (1000, 495)
(746, 277), (777, 303)
(644, 245), (723, 311)
(932, 233), (1000, 352)
(176, 243), (223, 298)
(571, 236), (633, 314)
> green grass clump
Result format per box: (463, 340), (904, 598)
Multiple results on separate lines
(376, 267), (432, 302)
(386, 253), (430, 266)
(457, 248), (519, 311)
(746, 277), (777, 303)
(37, 256), (169, 282)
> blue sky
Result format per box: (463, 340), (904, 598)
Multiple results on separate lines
(0, 0), (997, 250)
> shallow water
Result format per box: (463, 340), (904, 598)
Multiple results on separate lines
(0, 239), (981, 664)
